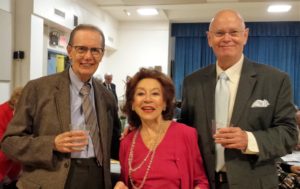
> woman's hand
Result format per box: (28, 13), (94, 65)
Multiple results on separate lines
(114, 181), (128, 189)
(120, 125), (135, 140)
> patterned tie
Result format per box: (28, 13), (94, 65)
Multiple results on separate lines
(215, 72), (230, 171)
(80, 83), (103, 166)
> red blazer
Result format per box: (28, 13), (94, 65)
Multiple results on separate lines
(119, 121), (209, 189)
(0, 102), (21, 182)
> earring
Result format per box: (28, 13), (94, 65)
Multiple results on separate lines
(132, 106), (134, 111)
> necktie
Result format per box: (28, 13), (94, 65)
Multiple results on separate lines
(80, 83), (103, 165)
(215, 72), (230, 171)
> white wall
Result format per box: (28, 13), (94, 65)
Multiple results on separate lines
(1, 0), (171, 104)
(30, 15), (44, 80)
(13, 0), (33, 87)
(73, 0), (119, 50)
(98, 21), (170, 101)
(0, 0), (11, 12)
(0, 83), (10, 103)
(32, 0), (120, 81)
(0, 0), (13, 103)
(0, 10), (12, 81)
(33, 0), (119, 49)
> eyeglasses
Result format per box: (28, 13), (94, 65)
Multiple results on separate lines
(210, 30), (245, 38)
(70, 45), (104, 57)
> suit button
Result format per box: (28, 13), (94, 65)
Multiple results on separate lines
(64, 162), (69, 168)
(76, 159), (82, 164)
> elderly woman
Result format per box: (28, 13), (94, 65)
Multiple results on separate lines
(114, 68), (208, 189)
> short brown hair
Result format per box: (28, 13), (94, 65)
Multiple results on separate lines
(8, 87), (23, 109)
(68, 24), (105, 48)
(122, 68), (175, 127)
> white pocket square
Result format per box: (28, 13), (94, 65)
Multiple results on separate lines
(251, 99), (270, 108)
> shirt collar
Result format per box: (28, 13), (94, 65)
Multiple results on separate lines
(69, 67), (93, 93)
(216, 54), (244, 84)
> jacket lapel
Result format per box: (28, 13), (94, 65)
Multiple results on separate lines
(54, 70), (71, 132)
(203, 65), (217, 133)
(93, 80), (108, 159)
(231, 59), (257, 125)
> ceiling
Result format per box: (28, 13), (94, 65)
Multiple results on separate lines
(86, 0), (300, 22)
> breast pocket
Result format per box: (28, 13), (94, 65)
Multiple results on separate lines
(247, 106), (273, 130)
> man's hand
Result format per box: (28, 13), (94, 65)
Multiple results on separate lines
(54, 131), (88, 153)
(214, 127), (248, 151)
(291, 165), (300, 174)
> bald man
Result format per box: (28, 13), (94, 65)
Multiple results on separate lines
(179, 9), (297, 189)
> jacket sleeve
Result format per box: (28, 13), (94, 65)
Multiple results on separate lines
(178, 77), (194, 126)
(253, 74), (298, 162)
(111, 103), (121, 160)
(0, 81), (58, 169)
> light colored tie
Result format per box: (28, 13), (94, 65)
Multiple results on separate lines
(215, 72), (230, 171)
(80, 83), (103, 166)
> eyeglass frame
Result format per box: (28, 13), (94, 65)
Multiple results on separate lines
(209, 28), (248, 38)
(69, 45), (104, 57)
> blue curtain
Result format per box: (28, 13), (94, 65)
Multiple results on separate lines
(171, 22), (300, 107)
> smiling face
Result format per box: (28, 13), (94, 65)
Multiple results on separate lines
(132, 78), (166, 123)
(207, 10), (249, 68)
(67, 29), (104, 82)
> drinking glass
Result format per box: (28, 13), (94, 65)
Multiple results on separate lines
(70, 122), (89, 151)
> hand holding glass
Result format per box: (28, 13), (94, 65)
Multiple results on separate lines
(211, 120), (228, 134)
(69, 123), (89, 151)
(212, 120), (233, 139)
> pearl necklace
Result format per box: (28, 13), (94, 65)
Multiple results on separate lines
(128, 125), (164, 189)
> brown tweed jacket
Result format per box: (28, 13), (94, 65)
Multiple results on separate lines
(1, 69), (120, 189)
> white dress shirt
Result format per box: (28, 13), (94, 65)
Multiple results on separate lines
(216, 54), (259, 154)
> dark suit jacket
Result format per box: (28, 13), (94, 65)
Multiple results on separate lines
(0, 69), (121, 189)
(103, 82), (118, 103)
(180, 57), (298, 189)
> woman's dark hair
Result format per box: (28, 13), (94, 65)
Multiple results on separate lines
(68, 24), (105, 48)
(122, 68), (175, 128)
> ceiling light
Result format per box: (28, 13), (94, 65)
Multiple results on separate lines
(137, 8), (158, 16)
(267, 4), (291, 13)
